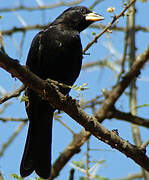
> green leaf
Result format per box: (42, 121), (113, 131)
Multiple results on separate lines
(11, 174), (23, 180)
(20, 95), (28, 102)
(54, 112), (62, 121)
(92, 32), (96, 35)
(58, 82), (88, 93)
(72, 160), (85, 169)
(136, 104), (149, 109)
(34, 177), (43, 180)
(71, 83), (88, 92)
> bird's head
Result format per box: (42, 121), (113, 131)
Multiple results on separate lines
(52, 6), (104, 32)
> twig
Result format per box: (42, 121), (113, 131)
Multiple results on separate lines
(2, 24), (149, 36)
(117, 17), (129, 81)
(107, 108), (149, 129)
(0, 0), (84, 13)
(0, 32), (5, 53)
(86, 139), (90, 180)
(82, 59), (120, 73)
(0, 117), (27, 122)
(0, 172), (4, 180)
(55, 116), (75, 135)
(90, 24), (149, 32)
(82, 59), (109, 69)
(83, 0), (137, 54)
(1, 24), (46, 36)
(0, 122), (26, 157)
(141, 140), (149, 150)
(113, 172), (143, 180)
(0, 102), (11, 114)
(90, 0), (104, 10)
(0, 85), (25, 104)
(69, 169), (75, 180)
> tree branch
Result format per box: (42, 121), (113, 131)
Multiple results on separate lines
(0, 122), (26, 157)
(106, 108), (149, 128)
(0, 43), (149, 172)
(0, 0), (84, 13)
(95, 44), (149, 120)
(0, 85), (25, 104)
(113, 172), (143, 180)
(2, 24), (149, 36)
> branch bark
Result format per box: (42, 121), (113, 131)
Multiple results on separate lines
(107, 108), (149, 129)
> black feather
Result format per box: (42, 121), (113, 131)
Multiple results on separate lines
(20, 6), (103, 179)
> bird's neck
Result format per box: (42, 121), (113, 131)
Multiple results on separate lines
(50, 18), (81, 32)
(48, 23), (80, 35)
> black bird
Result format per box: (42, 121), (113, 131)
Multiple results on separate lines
(20, 6), (104, 179)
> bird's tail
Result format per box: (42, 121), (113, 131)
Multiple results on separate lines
(20, 90), (54, 179)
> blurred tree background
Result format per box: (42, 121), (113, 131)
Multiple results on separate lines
(0, 0), (149, 179)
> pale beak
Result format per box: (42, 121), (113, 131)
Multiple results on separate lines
(85, 12), (104, 22)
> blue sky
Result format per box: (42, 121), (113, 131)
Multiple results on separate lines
(0, 0), (149, 179)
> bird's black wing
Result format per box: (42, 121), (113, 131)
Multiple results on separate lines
(20, 30), (55, 179)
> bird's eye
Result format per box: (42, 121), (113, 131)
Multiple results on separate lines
(80, 8), (85, 14)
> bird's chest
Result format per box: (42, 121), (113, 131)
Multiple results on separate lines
(42, 31), (83, 85)
(51, 32), (82, 58)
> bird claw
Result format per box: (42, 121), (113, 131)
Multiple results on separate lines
(65, 95), (80, 106)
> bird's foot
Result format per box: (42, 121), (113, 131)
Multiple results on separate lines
(65, 94), (80, 106)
